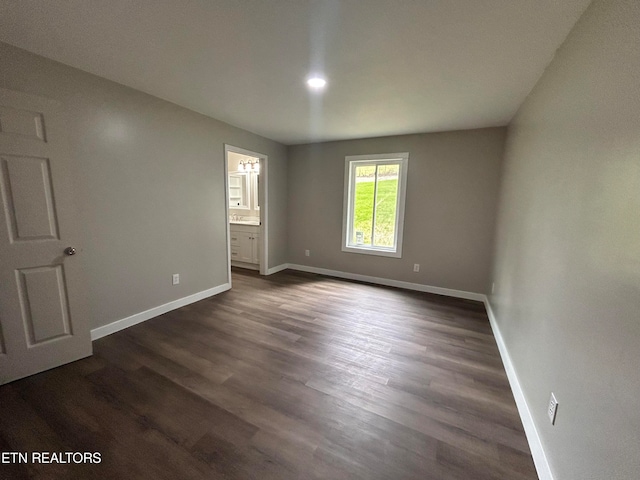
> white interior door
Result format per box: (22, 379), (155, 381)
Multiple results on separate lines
(0, 88), (91, 385)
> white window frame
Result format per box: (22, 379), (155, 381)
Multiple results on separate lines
(342, 152), (409, 258)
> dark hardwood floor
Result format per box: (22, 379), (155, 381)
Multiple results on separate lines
(0, 268), (537, 479)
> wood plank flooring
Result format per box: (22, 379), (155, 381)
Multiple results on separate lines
(0, 268), (538, 479)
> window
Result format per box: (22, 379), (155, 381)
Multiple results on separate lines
(342, 152), (409, 258)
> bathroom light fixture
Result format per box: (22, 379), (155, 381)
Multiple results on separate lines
(306, 77), (327, 90)
(237, 159), (259, 173)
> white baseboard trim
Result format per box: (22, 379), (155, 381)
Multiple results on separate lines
(266, 263), (290, 275)
(90, 283), (231, 341)
(483, 297), (553, 480)
(286, 264), (484, 301)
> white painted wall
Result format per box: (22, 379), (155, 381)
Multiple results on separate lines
(288, 129), (506, 294)
(490, 0), (640, 478)
(0, 41), (288, 330)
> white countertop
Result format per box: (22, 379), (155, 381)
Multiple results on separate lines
(230, 220), (260, 226)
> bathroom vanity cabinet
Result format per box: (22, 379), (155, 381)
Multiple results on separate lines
(230, 224), (260, 269)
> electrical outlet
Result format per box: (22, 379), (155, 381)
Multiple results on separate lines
(548, 392), (558, 424)
(413, 264), (420, 272)
(305, 249), (310, 257)
(172, 274), (180, 285)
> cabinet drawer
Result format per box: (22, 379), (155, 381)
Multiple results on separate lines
(230, 248), (240, 258)
(230, 235), (240, 246)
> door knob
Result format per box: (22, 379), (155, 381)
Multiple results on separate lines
(64, 247), (77, 256)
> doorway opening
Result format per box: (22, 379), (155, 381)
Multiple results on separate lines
(224, 145), (268, 282)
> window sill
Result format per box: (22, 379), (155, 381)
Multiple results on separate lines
(342, 245), (402, 258)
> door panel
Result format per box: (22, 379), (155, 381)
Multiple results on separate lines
(0, 88), (91, 385)
(252, 233), (260, 264)
(1, 155), (59, 240)
(16, 265), (72, 344)
(237, 232), (253, 263)
(0, 105), (46, 141)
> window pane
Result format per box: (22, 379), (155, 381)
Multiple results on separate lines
(352, 165), (375, 245)
(343, 153), (408, 257)
(373, 164), (399, 247)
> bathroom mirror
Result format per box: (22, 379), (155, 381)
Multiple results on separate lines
(229, 173), (249, 209)
(252, 173), (260, 210)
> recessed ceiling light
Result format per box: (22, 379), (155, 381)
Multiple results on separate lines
(306, 77), (327, 90)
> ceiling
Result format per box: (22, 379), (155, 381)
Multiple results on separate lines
(0, 0), (592, 145)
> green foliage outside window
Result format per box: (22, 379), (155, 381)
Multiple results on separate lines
(353, 164), (399, 247)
